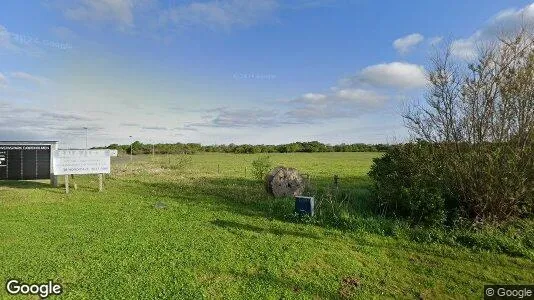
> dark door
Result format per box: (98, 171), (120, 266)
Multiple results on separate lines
(6, 149), (23, 180)
(23, 150), (37, 179)
(36, 148), (51, 179)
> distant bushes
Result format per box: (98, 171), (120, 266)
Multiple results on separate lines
(106, 141), (391, 155)
(107, 142), (202, 155)
(205, 141), (391, 153)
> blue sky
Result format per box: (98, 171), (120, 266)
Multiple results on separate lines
(1, 0), (534, 147)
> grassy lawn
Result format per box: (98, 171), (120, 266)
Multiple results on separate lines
(0, 152), (532, 299)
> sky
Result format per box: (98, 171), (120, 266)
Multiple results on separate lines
(1, 0), (534, 148)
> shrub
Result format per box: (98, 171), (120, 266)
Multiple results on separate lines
(368, 143), (452, 226)
(156, 155), (192, 170)
(251, 156), (272, 181)
(369, 139), (534, 226)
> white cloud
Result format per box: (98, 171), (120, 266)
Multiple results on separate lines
(0, 102), (95, 138)
(142, 126), (168, 130)
(184, 86), (391, 129)
(451, 37), (478, 60)
(51, 26), (78, 40)
(393, 33), (424, 54)
(272, 61), (425, 124)
(0, 24), (68, 55)
(161, 0), (278, 30)
(335, 88), (388, 105)
(356, 62), (427, 89)
(296, 89), (388, 106)
(51, 0), (354, 33)
(10, 72), (50, 85)
(186, 107), (281, 128)
(492, 3), (534, 30)
(285, 105), (336, 120)
(299, 93), (327, 103)
(0, 25), (18, 52)
(283, 87), (389, 123)
(451, 3), (534, 59)
(429, 36), (443, 46)
(57, 0), (148, 30)
(0, 25), (11, 47)
(0, 73), (6, 87)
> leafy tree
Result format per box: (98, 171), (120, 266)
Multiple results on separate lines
(372, 27), (534, 225)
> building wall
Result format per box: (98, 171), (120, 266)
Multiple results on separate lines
(0, 141), (58, 183)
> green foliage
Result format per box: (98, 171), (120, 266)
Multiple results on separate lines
(369, 141), (534, 226)
(251, 155), (272, 181)
(399, 32), (534, 225)
(108, 141), (391, 155)
(368, 143), (452, 226)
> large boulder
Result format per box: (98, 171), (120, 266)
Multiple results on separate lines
(265, 166), (305, 197)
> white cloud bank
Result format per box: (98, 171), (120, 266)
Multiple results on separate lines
(161, 0), (279, 30)
(54, 0), (151, 30)
(393, 33), (424, 54)
(52, 0), (347, 32)
(281, 62), (426, 123)
(189, 60), (426, 130)
(451, 2), (534, 59)
(334, 88), (388, 105)
(51, 0), (281, 32)
(10, 72), (50, 85)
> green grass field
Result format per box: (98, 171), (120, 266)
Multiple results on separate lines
(0, 152), (533, 299)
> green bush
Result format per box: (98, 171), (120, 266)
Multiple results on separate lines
(251, 156), (272, 181)
(369, 140), (534, 226)
(368, 143), (453, 226)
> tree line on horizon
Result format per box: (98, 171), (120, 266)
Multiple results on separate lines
(104, 141), (392, 154)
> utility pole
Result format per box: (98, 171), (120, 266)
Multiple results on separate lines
(83, 127), (88, 149)
(129, 136), (133, 161)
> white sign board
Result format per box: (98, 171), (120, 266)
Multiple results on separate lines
(109, 149), (118, 157)
(53, 150), (111, 175)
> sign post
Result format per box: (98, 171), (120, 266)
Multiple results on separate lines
(64, 175), (69, 194)
(53, 150), (113, 193)
(98, 174), (103, 192)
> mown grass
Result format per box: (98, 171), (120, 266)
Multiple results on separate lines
(0, 152), (532, 299)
